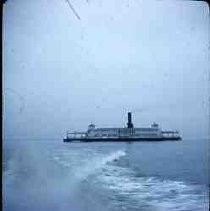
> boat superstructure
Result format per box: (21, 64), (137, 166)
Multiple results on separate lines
(63, 112), (181, 142)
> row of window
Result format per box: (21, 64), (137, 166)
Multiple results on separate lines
(93, 128), (158, 132)
(89, 132), (159, 136)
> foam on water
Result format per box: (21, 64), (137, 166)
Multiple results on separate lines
(51, 146), (208, 211)
(52, 149), (126, 181)
(98, 163), (209, 211)
(3, 141), (209, 211)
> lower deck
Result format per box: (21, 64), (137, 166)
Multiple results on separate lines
(63, 136), (181, 142)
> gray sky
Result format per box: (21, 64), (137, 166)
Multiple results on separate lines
(3, 0), (209, 139)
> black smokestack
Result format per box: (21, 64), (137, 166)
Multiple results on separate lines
(127, 112), (133, 128)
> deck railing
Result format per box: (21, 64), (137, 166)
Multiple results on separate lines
(161, 131), (180, 138)
(66, 131), (87, 139)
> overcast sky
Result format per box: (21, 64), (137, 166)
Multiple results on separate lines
(3, 0), (209, 139)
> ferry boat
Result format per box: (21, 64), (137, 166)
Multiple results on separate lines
(63, 112), (181, 142)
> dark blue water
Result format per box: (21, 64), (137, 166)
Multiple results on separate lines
(3, 139), (209, 211)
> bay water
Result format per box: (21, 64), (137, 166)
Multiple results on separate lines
(3, 139), (209, 211)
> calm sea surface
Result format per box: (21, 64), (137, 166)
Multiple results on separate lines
(3, 139), (209, 211)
